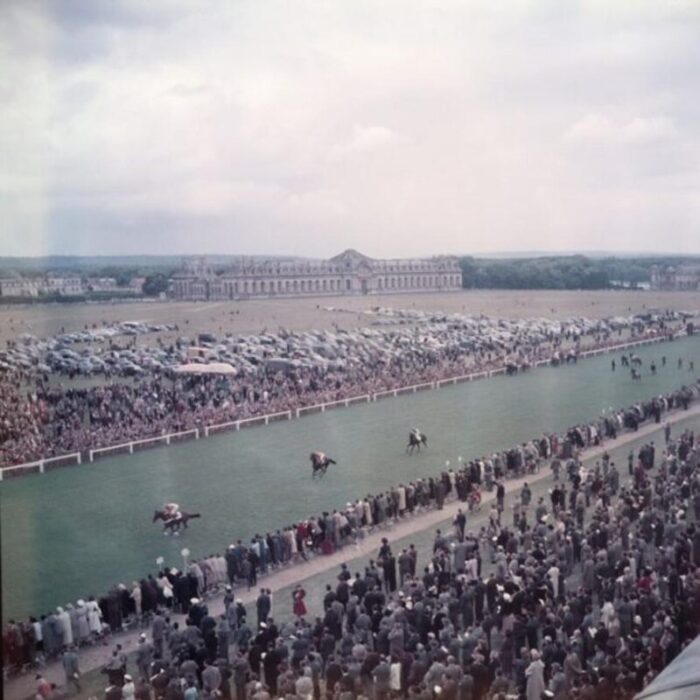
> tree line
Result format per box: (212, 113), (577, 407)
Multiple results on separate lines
(458, 255), (697, 290)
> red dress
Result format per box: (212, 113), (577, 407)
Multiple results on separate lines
(292, 588), (307, 617)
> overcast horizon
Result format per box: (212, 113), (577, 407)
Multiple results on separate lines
(2, 1), (699, 258)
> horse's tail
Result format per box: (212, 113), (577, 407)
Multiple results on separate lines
(186, 513), (201, 519)
(152, 510), (161, 522)
(328, 458), (337, 465)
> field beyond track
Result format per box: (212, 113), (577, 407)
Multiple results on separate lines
(1, 289), (698, 347)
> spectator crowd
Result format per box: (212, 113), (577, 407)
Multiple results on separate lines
(4, 382), (700, 700)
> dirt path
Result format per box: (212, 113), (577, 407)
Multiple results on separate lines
(5, 402), (699, 699)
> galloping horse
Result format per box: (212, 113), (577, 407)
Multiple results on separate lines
(631, 368), (641, 381)
(152, 510), (201, 533)
(310, 452), (337, 478)
(406, 431), (428, 454)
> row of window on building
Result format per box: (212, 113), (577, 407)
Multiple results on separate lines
(171, 271), (461, 300)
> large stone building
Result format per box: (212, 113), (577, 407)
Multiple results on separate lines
(170, 249), (463, 300)
(650, 264), (700, 291)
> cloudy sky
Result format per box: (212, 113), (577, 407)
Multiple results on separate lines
(1, 0), (699, 258)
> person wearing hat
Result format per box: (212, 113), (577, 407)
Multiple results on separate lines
(135, 633), (154, 681)
(122, 674), (136, 700)
(189, 598), (208, 628)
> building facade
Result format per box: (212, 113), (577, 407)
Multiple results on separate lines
(170, 249), (463, 300)
(650, 264), (700, 291)
(0, 275), (83, 298)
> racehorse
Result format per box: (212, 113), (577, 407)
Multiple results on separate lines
(152, 510), (201, 533)
(631, 368), (641, 381)
(406, 431), (428, 454)
(310, 452), (337, 478)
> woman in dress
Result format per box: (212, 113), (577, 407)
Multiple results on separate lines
(75, 601), (90, 643)
(86, 596), (103, 637)
(292, 585), (307, 618)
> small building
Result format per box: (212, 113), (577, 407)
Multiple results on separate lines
(129, 277), (146, 293)
(0, 276), (41, 297)
(45, 274), (83, 296)
(86, 277), (118, 292)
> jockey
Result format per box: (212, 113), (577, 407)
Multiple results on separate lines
(411, 427), (421, 438)
(163, 503), (181, 521)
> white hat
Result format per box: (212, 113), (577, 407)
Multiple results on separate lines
(190, 597), (200, 605)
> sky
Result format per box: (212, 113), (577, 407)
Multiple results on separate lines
(1, 0), (699, 259)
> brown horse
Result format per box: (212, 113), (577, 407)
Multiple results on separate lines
(152, 510), (201, 533)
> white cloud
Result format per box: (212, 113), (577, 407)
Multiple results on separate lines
(565, 114), (677, 145)
(328, 125), (402, 161)
(0, 0), (699, 256)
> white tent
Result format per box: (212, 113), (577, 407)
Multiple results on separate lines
(173, 362), (236, 375)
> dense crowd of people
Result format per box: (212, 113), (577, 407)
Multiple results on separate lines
(4, 381), (700, 699)
(0, 318), (679, 466)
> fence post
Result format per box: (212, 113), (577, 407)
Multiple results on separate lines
(265, 416), (269, 425)
(39, 461), (45, 474)
(236, 422), (240, 431)
(129, 443), (134, 454)
(194, 429), (199, 439)
(76, 453), (82, 465)
(204, 426), (209, 437)
(166, 435), (171, 445)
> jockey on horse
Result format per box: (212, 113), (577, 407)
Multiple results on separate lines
(407, 427), (428, 454)
(163, 503), (182, 523)
(310, 451), (337, 477)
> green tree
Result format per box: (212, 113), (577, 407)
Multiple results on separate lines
(142, 273), (169, 296)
